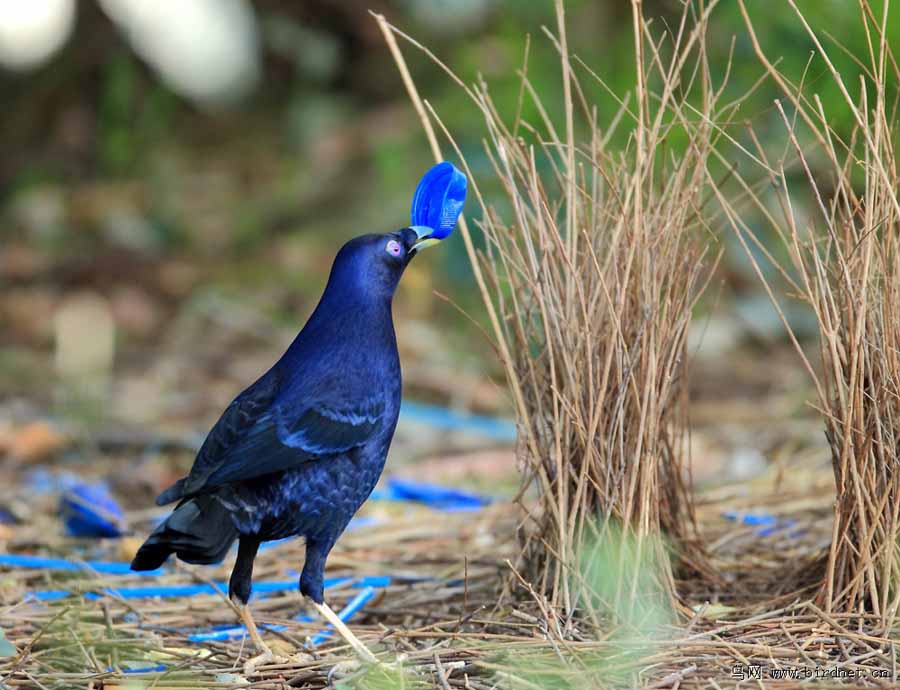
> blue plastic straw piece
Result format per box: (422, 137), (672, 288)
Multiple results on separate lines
(347, 516), (379, 530)
(187, 627), (241, 642)
(256, 536), (294, 552)
(757, 519), (799, 537)
(0, 553), (163, 577)
(369, 478), (491, 511)
(29, 575), (393, 603)
(118, 664), (168, 674)
(722, 511), (777, 526)
(385, 477), (490, 511)
(722, 511), (801, 538)
(256, 516), (377, 554)
(308, 586), (377, 647)
(188, 622), (288, 642)
(187, 612), (317, 642)
(31, 590), (79, 602)
(30, 581), (294, 602)
(399, 401), (516, 442)
(188, 579), (387, 642)
(33, 580), (302, 602)
(208, 515), (376, 562)
(344, 575), (391, 588)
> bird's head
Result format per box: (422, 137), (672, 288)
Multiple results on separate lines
(321, 161), (467, 307)
(327, 227), (430, 302)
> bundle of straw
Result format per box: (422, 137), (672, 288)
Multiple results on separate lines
(378, 0), (726, 616)
(726, 0), (900, 628)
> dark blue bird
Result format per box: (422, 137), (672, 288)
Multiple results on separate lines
(131, 162), (466, 670)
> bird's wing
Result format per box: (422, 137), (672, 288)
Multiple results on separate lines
(165, 372), (385, 500)
(199, 394), (384, 487)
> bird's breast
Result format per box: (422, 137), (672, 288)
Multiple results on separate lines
(226, 433), (393, 542)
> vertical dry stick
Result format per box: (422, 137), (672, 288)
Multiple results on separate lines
(556, 0), (577, 298)
(555, 0), (575, 614)
(618, 4), (649, 603)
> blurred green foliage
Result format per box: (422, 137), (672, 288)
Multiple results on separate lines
(1, 0), (896, 342)
(334, 661), (426, 690)
(487, 521), (675, 689)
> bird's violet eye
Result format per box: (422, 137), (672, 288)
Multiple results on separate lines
(385, 239), (403, 257)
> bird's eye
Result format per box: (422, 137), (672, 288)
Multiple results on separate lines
(385, 239), (403, 257)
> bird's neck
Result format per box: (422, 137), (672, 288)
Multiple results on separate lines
(315, 285), (394, 329)
(292, 288), (397, 358)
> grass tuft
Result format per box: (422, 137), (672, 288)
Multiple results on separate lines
(377, 0), (726, 616)
(723, 0), (900, 628)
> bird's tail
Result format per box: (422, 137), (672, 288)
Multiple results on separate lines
(131, 495), (238, 571)
(155, 477), (188, 506)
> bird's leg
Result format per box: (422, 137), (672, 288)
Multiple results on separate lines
(228, 536), (259, 606)
(230, 537), (289, 675)
(238, 602), (278, 661)
(301, 538), (378, 664)
(311, 600), (378, 664)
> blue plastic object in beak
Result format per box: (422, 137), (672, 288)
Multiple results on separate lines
(410, 161), (467, 250)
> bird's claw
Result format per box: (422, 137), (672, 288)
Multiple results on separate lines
(242, 649), (290, 676)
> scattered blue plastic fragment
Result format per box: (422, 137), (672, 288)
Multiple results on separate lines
(257, 536), (295, 552)
(189, 622), (288, 643)
(189, 609), (317, 643)
(722, 512), (777, 527)
(3, 477), (487, 583)
(308, 586), (378, 648)
(60, 481), (125, 538)
(25, 468), (66, 495)
(29, 575), (394, 603)
(0, 553), (162, 576)
(410, 161), (467, 240)
(347, 516), (379, 531)
(188, 579), (386, 643)
(257, 516), (378, 554)
(121, 587), (378, 669)
(722, 511), (802, 538)
(399, 401), (516, 442)
(118, 664), (168, 674)
(378, 477), (491, 512)
(26, 470), (127, 535)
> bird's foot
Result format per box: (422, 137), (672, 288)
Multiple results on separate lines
(236, 601), (292, 675)
(242, 646), (290, 676)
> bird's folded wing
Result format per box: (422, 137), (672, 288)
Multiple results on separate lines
(200, 398), (383, 487)
(162, 374), (384, 502)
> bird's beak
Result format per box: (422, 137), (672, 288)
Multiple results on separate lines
(409, 225), (441, 253)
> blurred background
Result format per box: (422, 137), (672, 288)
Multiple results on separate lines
(0, 0), (894, 518)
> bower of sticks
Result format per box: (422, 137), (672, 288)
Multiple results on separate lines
(4, 1), (900, 688)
